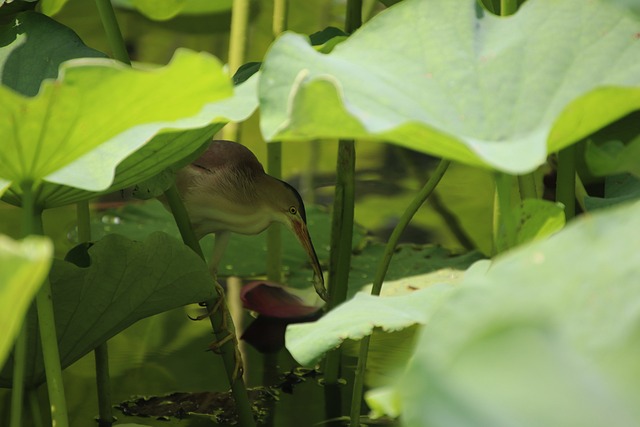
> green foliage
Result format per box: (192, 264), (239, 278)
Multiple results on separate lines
(111, 0), (233, 21)
(0, 232), (216, 388)
(585, 174), (640, 210)
(0, 11), (106, 96)
(1, 0), (640, 425)
(0, 235), (52, 369)
(0, 47), (233, 199)
(259, 0), (640, 173)
(367, 200), (640, 426)
(585, 138), (640, 178)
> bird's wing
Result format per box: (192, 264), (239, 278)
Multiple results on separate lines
(192, 140), (264, 176)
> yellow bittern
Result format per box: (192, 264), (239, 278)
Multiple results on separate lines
(175, 140), (327, 301)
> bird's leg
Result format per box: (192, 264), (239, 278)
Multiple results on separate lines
(200, 231), (243, 379)
(207, 286), (244, 380)
(209, 231), (231, 278)
(189, 232), (232, 321)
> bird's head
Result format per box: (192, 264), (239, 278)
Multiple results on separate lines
(263, 177), (327, 301)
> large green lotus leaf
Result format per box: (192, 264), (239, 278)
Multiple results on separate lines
(0, 235), (52, 370)
(0, 11), (106, 97)
(112, 0), (233, 20)
(259, 0), (640, 173)
(341, 243), (483, 299)
(0, 232), (216, 387)
(385, 200), (640, 427)
(286, 277), (456, 366)
(0, 47), (232, 198)
(1, 73), (259, 208)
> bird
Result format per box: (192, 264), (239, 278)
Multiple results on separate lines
(174, 140), (327, 301)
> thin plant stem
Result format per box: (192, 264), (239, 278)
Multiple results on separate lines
(556, 146), (576, 220)
(494, 172), (517, 253)
(266, 143), (283, 283)
(348, 159), (451, 427)
(10, 181), (39, 427)
(517, 173), (538, 200)
(272, 0), (288, 38)
(77, 202), (114, 427)
(163, 184), (256, 427)
(371, 159), (451, 296)
(28, 389), (44, 427)
(25, 184), (70, 427)
(500, 0), (518, 15)
(10, 323), (27, 427)
(86, 3), (128, 418)
(266, 0), (288, 284)
(324, 0), (362, 387)
(223, 0), (250, 141)
(345, 0), (363, 34)
(323, 139), (356, 385)
(93, 0), (131, 65)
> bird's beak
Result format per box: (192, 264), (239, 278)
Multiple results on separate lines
(291, 219), (327, 301)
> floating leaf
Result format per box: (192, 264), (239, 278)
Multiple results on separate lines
(0, 232), (216, 387)
(0, 235), (52, 370)
(286, 279), (455, 366)
(259, 0), (640, 173)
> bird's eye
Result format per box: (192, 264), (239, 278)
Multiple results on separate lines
(289, 206), (297, 215)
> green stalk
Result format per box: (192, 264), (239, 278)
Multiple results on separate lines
(22, 182), (70, 427)
(266, 143), (283, 283)
(28, 390), (44, 427)
(556, 146), (576, 220)
(94, 0), (131, 65)
(517, 173), (538, 200)
(223, 0), (250, 141)
(272, 0), (288, 38)
(494, 172), (517, 253)
(323, 139), (356, 385)
(500, 0), (518, 15)
(345, 0), (363, 34)
(77, 202), (113, 427)
(324, 0), (362, 387)
(88, 3), (129, 421)
(349, 160), (451, 427)
(266, 0), (288, 284)
(9, 323), (27, 427)
(10, 182), (39, 427)
(163, 184), (256, 427)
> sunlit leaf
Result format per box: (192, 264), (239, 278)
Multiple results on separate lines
(0, 232), (216, 387)
(382, 200), (640, 427)
(0, 45), (232, 198)
(0, 235), (52, 370)
(2, 73), (259, 208)
(260, 0), (640, 173)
